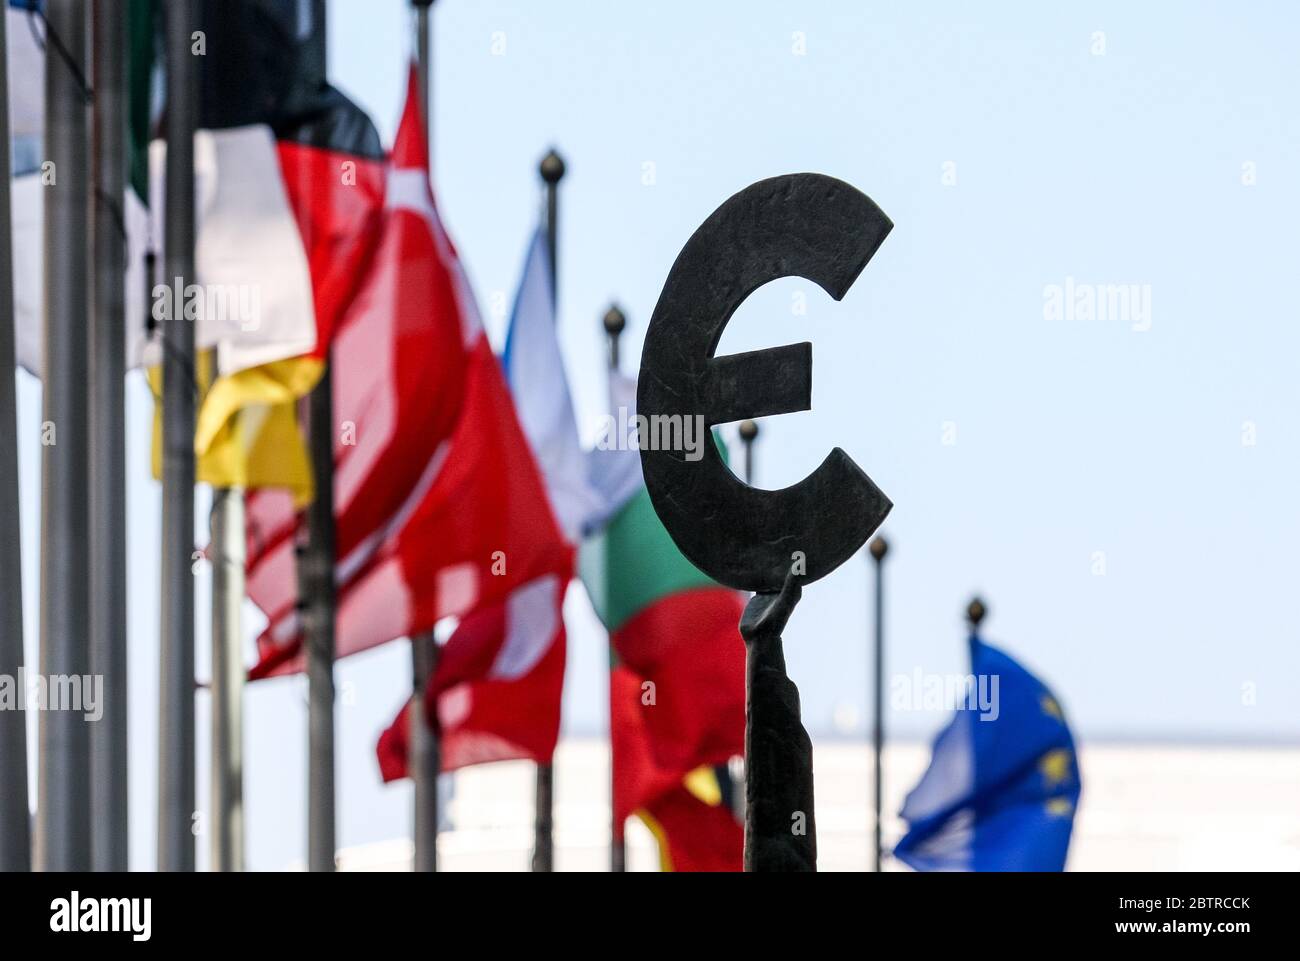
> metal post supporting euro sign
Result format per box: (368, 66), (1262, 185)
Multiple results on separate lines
(637, 173), (895, 871)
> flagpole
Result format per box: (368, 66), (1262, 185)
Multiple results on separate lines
(868, 534), (889, 872)
(0, 5), (31, 873)
(302, 11), (339, 876)
(208, 0), (249, 869)
(36, 0), (92, 872)
(303, 367), (336, 873)
(415, 0), (433, 129)
(604, 305), (625, 387)
(410, 0), (440, 874)
(158, 0), (198, 873)
(738, 420), (758, 485)
(210, 489), (245, 871)
(530, 147), (566, 873)
(602, 302), (626, 873)
(89, 0), (130, 874)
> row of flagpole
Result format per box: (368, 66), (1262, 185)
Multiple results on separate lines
(0, 0), (137, 875)
(0, 0), (907, 874)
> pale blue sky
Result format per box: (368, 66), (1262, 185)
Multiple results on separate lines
(14, 0), (1300, 869)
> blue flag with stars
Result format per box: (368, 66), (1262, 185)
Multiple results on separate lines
(894, 635), (1081, 871)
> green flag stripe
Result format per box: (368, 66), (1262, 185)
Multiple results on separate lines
(600, 487), (714, 633)
(127, 0), (156, 203)
(581, 433), (735, 634)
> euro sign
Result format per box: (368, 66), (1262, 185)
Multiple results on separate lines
(638, 173), (893, 593)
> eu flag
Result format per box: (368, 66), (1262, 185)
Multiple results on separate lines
(894, 634), (1081, 871)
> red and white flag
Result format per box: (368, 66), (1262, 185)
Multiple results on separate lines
(247, 72), (572, 712)
(378, 572), (567, 777)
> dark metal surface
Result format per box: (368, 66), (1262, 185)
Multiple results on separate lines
(638, 174), (898, 871)
(740, 573), (815, 871)
(637, 173), (894, 592)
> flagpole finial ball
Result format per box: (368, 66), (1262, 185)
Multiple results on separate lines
(603, 304), (626, 337)
(966, 596), (987, 628)
(739, 419), (759, 443)
(540, 149), (566, 184)
(868, 535), (888, 561)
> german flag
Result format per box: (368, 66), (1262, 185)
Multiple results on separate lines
(146, 0), (386, 501)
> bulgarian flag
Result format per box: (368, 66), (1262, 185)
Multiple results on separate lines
(583, 375), (746, 871)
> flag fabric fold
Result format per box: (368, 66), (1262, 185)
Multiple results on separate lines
(247, 70), (571, 689)
(375, 213), (601, 779)
(894, 634), (1082, 872)
(637, 781), (745, 872)
(377, 571), (568, 778)
(501, 228), (602, 541)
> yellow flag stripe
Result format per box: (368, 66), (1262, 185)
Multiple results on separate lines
(148, 354), (320, 505)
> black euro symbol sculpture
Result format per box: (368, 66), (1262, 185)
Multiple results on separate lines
(638, 173), (894, 871)
(638, 173), (893, 592)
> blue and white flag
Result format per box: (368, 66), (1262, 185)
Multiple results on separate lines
(501, 227), (602, 543)
(894, 634), (1082, 871)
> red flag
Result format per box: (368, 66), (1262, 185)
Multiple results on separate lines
(611, 662), (743, 871)
(245, 69), (571, 680)
(276, 122), (387, 362)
